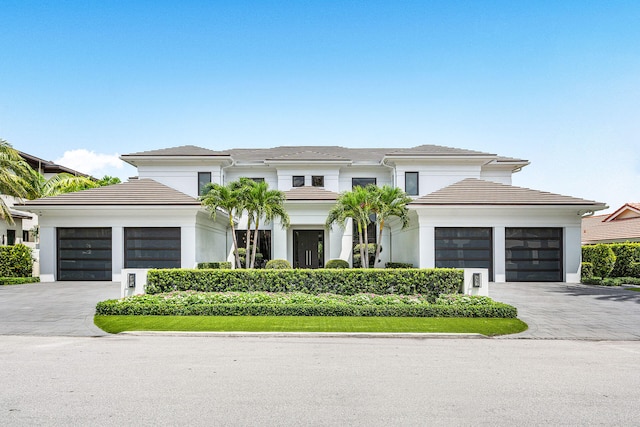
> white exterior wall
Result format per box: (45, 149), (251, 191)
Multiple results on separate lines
(137, 163), (224, 197)
(412, 206), (586, 282)
(479, 168), (513, 185)
(34, 207), (222, 282)
(223, 167), (278, 189)
(338, 167), (392, 192)
(388, 213), (420, 267)
(395, 162), (483, 196)
(275, 166), (341, 192)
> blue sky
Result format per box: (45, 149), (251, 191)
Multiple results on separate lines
(2, 1), (638, 212)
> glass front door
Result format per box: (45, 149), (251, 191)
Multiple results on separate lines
(293, 230), (324, 269)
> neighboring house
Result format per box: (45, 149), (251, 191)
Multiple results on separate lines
(582, 203), (640, 244)
(21, 144), (606, 283)
(0, 195), (32, 245)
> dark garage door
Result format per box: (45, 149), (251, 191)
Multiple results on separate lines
(57, 228), (112, 281)
(435, 227), (493, 280)
(124, 227), (181, 268)
(506, 228), (562, 282)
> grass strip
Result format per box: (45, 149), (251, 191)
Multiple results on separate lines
(95, 315), (527, 336)
(625, 287), (640, 292)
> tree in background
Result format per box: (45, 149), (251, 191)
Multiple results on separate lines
(0, 139), (33, 225)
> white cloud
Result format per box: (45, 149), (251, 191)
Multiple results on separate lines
(54, 149), (133, 179)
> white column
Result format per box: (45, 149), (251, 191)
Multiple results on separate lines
(418, 218), (435, 269)
(341, 218), (354, 265)
(272, 220), (288, 260)
(493, 226), (506, 282)
(38, 226), (56, 282)
(181, 225), (197, 269)
(564, 225), (582, 283)
(112, 226), (123, 282)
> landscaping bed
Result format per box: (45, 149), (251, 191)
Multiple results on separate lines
(96, 291), (517, 318)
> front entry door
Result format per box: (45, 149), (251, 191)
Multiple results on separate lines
(293, 230), (324, 268)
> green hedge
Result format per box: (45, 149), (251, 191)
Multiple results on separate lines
(386, 262), (414, 268)
(0, 244), (33, 277)
(197, 262), (232, 269)
(325, 259), (349, 269)
(265, 259), (291, 269)
(582, 243), (640, 278)
(145, 268), (463, 300)
(581, 262), (593, 280)
(0, 276), (40, 285)
(96, 291), (517, 318)
(582, 244), (616, 278)
(582, 276), (640, 287)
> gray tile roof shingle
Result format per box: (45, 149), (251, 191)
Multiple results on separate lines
(284, 186), (339, 201)
(21, 179), (201, 206)
(410, 178), (606, 206)
(122, 145), (229, 157)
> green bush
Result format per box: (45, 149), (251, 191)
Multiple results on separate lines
(0, 276), (40, 285)
(325, 259), (349, 269)
(582, 244), (616, 278)
(265, 259), (291, 269)
(609, 243), (640, 277)
(0, 244), (33, 277)
(197, 262), (232, 269)
(386, 262), (414, 268)
(353, 243), (380, 268)
(581, 262), (594, 280)
(581, 276), (640, 286)
(96, 291), (517, 318)
(631, 262), (640, 278)
(145, 268), (463, 300)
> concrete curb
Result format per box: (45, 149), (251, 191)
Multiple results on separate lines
(118, 331), (488, 339)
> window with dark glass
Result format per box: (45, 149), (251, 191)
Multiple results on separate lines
(312, 176), (324, 187)
(124, 227), (181, 269)
(249, 177), (265, 183)
(352, 177), (376, 189)
(405, 172), (419, 196)
(198, 172), (211, 196)
(292, 176), (305, 187)
(235, 230), (272, 267)
(435, 227), (493, 281)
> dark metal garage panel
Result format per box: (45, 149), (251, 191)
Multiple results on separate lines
(124, 227), (181, 268)
(57, 228), (112, 281)
(506, 228), (562, 282)
(435, 227), (493, 281)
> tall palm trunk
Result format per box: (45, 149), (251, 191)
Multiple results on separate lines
(375, 219), (384, 268)
(244, 216), (252, 269)
(250, 218), (260, 268)
(357, 221), (366, 268)
(362, 218), (370, 268)
(229, 215), (242, 269)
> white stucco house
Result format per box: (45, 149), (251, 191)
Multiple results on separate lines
(21, 144), (606, 283)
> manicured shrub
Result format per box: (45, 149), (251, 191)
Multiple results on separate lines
(197, 262), (232, 269)
(265, 259), (291, 269)
(0, 244), (33, 277)
(145, 268), (463, 300)
(386, 262), (414, 268)
(582, 244), (616, 278)
(0, 276), (40, 285)
(96, 291), (517, 318)
(581, 262), (594, 280)
(631, 262), (640, 278)
(325, 259), (349, 269)
(609, 243), (640, 277)
(581, 276), (640, 286)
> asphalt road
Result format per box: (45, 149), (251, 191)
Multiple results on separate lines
(2, 335), (640, 426)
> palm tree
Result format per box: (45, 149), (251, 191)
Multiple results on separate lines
(370, 185), (412, 267)
(0, 139), (32, 225)
(26, 170), (99, 199)
(230, 178), (258, 268)
(326, 186), (374, 268)
(245, 180), (290, 268)
(200, 182), (244, 268)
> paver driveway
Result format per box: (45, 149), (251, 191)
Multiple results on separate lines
(0, 281), (119, 336)
(491, 282), (640, 340)
(1, 280), (639, 339)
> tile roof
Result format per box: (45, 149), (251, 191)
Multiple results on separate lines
(604, 203), (640, 222)
(122, 144), (528, 164)
(9, 208), (32, 219)
(21, 179), (201, 206)
(122, 145), (229, 157)
(582, 214), (640, 244)
(410, 178), (606, 206)
(18, 151), (89, 176)
(284, 186), (339, 201)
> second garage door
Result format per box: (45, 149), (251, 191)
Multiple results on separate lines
(505, 228), (562, 282)
(124, 227), (181, 268)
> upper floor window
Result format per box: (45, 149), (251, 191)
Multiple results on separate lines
(312, 176), (324, 187)
(405, 172), (419, 196)
(292, 176), (305, 187)
(352, 177), (376, 189)
(198, 172), (211, 196)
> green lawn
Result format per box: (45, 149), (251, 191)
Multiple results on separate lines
(94, 315), (527, 336)
(625, 287), (640, 292)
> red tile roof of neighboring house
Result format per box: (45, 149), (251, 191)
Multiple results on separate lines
(582, 203), (640, 244)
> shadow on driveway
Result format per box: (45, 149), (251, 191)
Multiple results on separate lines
(0, 281), (120, 336)
(491, 282), (640, 340)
